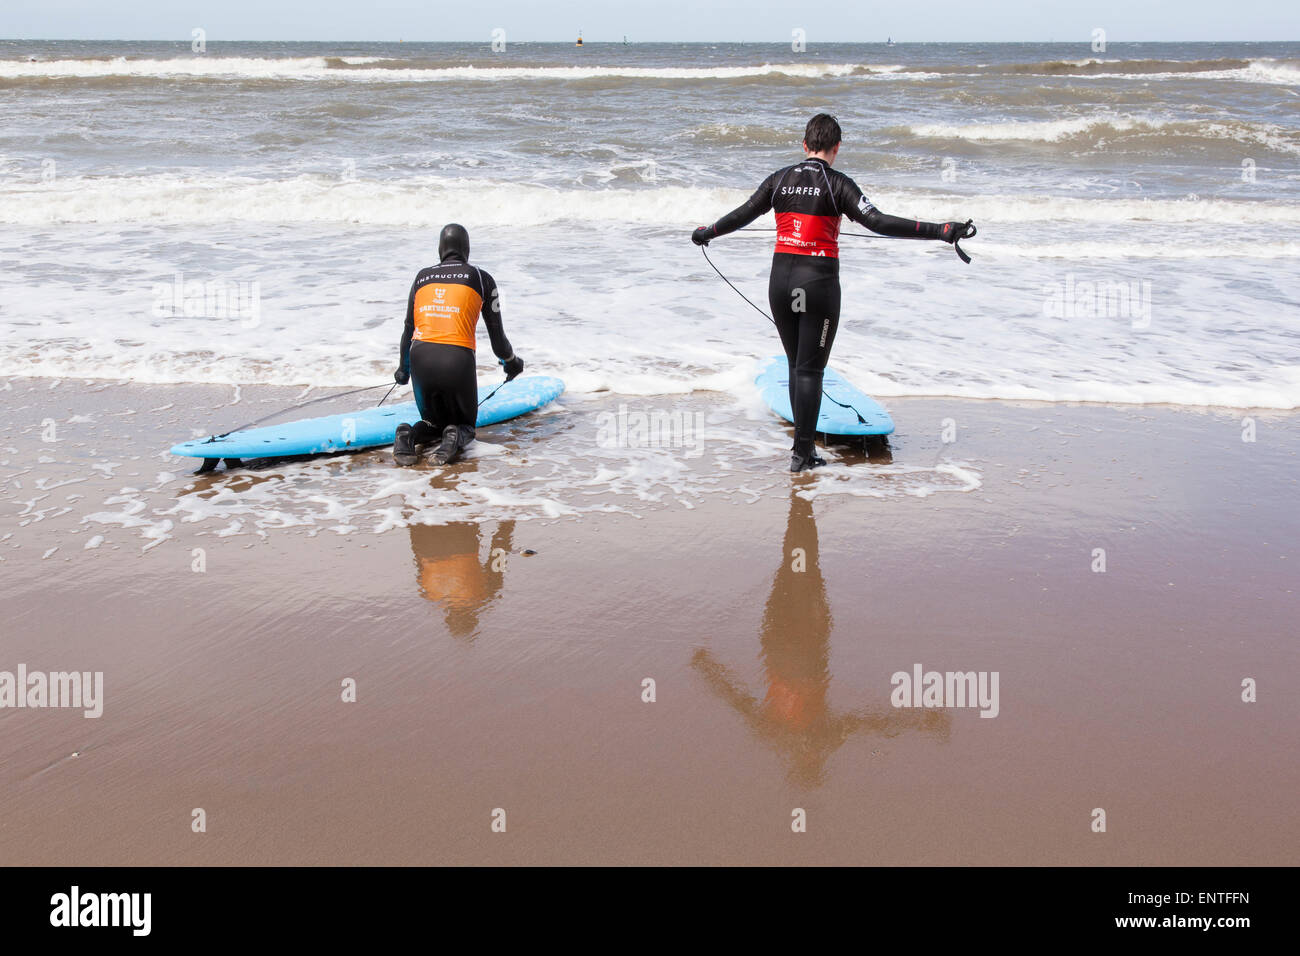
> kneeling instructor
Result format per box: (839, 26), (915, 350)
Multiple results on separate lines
(393, 223), (524, 466)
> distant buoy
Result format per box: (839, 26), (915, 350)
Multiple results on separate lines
(576, 31), (583, 47)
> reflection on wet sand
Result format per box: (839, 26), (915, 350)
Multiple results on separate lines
(178, 448), (479, 498)
(178, 450), (390, 497)
(693, 485), (948, 787)
(408, 519), (514, 641)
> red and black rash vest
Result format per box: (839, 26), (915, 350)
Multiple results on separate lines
(706, 157), (943, 256)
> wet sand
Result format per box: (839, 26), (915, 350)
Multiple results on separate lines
(1, 379), (1296, 865)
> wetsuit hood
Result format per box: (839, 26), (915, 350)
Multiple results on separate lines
(438, 223), (470, 263)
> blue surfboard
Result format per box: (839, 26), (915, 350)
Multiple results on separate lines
(755, 356), (894, 436)
(170, 375), (565, 461)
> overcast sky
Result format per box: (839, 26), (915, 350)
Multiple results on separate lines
(4, 0), (1296, 42)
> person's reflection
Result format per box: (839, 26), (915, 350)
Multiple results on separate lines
(692, 487), (949, 787)
(408, 519), (514, 641)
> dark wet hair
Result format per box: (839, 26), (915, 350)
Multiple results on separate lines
(803, 113), (842, 153)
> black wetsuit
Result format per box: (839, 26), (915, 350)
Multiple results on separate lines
(397, 253), (514, 448)
(705, 157), (949, 457)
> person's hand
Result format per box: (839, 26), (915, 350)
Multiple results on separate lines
(937, 220), (975, 243)
(691, 225), (714, 246)
(393, 366), (410, 385)
(502, 355), (524, 381)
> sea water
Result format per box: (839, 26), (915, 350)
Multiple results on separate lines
(2, 40), (1298, 537)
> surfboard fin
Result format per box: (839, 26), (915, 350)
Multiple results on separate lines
(195, 457), (242, 474)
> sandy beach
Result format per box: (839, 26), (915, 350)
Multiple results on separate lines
(1, 377), (1294, 865)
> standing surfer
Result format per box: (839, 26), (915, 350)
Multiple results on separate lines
(690, 114), (975, 471)
(393, 223), (524, 466)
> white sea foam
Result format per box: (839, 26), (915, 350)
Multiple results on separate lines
(982, 240), (1300, 260)
(4, 42), (1297, 418)
(66, 411), (984, 548)
(4, 174), (1298, 226)
(910, 116), (1137, 142)
(1, 217), (1297, 410)
(913, 57), (1300, 86)
(1236, 59), (1300, 85)
(1073, 59), (1300, 86)
(907, 115), (1300, 155)
(0, 57), (868, 82)
(6, 54), (1294, 86)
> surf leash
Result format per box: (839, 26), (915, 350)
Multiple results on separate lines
(199, 372), (506, 452)
(203, 383), (389, 442)
(701, 243), (772, 324)
(700, 245), (871, 427)
(736, 221), (976, 263)
(477, 377), (509, 409)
